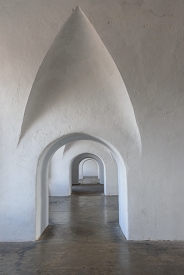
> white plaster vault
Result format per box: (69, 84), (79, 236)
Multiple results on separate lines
(1, 1), (184, 242)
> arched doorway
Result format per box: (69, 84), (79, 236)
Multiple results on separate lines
(71, 153), (104, 195)
(48, 140), (118, 197)
(36, 133), (127, 240)
(71, 153), (104, 186)
(81, 159), (99, 182)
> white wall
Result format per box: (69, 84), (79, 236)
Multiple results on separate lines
(79, 159), (85, 179)
(1, 0), (184, 241)
(48, 146), (66, 195)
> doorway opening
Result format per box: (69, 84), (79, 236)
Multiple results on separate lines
(44, 148), (118, 242)
(76, 158), (103, 194)
(71, 153), (104, 196)
(36, 133), (127, 240)
(79, 158), (99, 184)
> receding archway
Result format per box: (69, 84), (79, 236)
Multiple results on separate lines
(71, 153), (104, 195)
(36, 133), (127, 240)
(48, 140), (118, 196)
(82, 159), (99, 179)
(72, 153), (104, 186)
(79, 158), (99, 182)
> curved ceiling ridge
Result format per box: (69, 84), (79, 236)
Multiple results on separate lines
(19, 6), (141, 152)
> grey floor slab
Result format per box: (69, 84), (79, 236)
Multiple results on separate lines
(1, 185), (184, 275)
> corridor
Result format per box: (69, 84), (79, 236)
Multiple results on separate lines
(1, 187), (184, 275)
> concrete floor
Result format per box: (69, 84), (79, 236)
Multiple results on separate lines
(72, 183), (104, 195)
(1, 185), (184, 275)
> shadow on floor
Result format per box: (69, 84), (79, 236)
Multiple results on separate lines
(72, 183), (104, 195)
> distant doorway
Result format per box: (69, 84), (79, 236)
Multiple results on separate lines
(36, 133), (127, 241)
(79, 158), (100, 184)
(71, 153), (104, 195)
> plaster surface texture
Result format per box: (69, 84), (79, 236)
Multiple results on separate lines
(0, 0), (184, 241)
(48, 146), (65, 195)
(49, 140), (118, 196)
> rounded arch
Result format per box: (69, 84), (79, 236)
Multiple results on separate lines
(49, 140), (118, 196)
(71, 153), (104, 186)
(36, 132), (127, 240)
(81, 158), (99, 179)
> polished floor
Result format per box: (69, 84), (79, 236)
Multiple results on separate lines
(1, 185), (184, 275)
